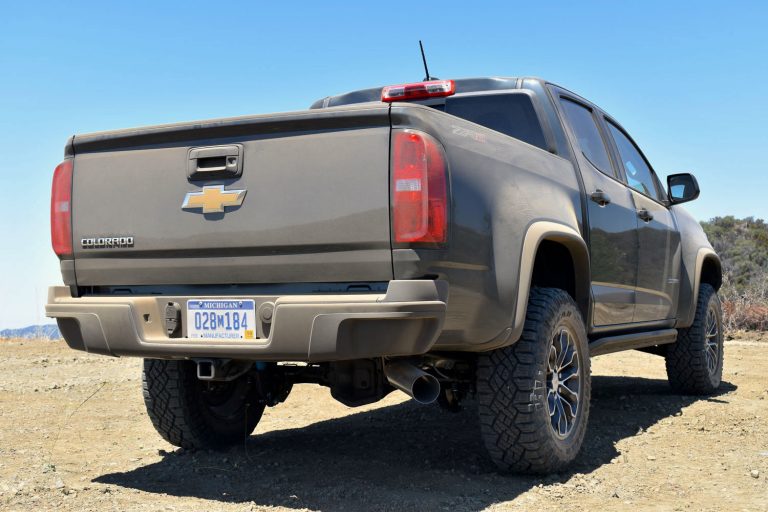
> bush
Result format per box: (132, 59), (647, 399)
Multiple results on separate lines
(702, 217), (768, 332)
(719, 270), (768, 332)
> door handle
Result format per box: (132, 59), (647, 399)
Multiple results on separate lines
(637, 208), (654, 223)
(590, 189), (612, 206)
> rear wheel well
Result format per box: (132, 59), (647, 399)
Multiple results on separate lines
(531, 240), (576, 301)
(513, 230), (591, 337)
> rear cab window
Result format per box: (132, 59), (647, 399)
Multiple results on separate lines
(438, 93), (549, 151)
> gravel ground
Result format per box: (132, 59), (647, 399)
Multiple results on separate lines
(0, 335), (767, 511)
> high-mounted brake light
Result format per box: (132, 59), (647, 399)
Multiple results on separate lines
(51, 160), (73, 257)
(381, 80), (456, 102)
(392, 130), (448, 244)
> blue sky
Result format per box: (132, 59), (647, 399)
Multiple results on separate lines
(0, 1), (766, 328)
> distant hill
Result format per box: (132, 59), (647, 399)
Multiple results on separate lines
(701, 216), (768, 331)
(701, 216), (768, 287)
(0, 324), (61, 340)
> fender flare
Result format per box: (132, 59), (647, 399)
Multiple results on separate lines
(694, 247), (722, 297)
(676, 247), (722, 328)
(508, 221), (590, 343)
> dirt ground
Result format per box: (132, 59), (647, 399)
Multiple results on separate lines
(1, 335), (767, 512)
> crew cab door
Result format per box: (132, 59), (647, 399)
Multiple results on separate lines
(602, 118), (682, 322)
(556, 95), (639, 326)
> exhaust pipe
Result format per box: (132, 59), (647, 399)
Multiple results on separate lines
(384, 361), (440, 405)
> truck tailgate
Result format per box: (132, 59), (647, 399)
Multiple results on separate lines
(70, 105), (393, 286)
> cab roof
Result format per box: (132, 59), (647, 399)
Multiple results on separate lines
(310, 77), (534, 109)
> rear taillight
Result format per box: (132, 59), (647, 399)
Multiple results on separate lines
(381, 80), (455, 102)
(392, 130), (448, 244)
(51, 160), (73, 257)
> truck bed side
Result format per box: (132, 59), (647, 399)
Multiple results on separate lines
(389, 104), (584, 350)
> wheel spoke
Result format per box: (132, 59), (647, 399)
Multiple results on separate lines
(556, 331), (569, 367)
(560, 346), (577, 371)
(706, 310), (718, 338)
(547, 388), (557, 416)
(560, 366), (579, 382)
(556, 398), (568, 436)
(559, 388), (578, 418)
(560, 374), (579, 396)
(548, 345), (558, 373)
(706, 344), (718, 373)
(549, 394), (560, 432)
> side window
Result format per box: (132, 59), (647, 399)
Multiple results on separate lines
(605, 121), (661, 200)
(558, 98), (614, 176)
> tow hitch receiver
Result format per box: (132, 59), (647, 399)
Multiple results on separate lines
(195, 359), (252, 381)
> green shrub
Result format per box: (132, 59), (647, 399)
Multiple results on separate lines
(702, 217), (768, 331)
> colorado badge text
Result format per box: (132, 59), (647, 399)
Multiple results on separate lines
(81, 236), (134, 249)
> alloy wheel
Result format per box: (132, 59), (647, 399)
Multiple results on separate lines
(546, 327), (581, 438)
(705, 305), (720, 375)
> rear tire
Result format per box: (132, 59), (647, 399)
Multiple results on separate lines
(477, 287), (590, 474)
(142, 359), (265, 449)
(665, 284), (724, 394)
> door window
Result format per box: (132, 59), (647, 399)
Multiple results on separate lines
(559, 98), (614, 176)
(606, 121), (662, 201)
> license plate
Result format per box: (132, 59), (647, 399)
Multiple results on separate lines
(186, 299), (257, 340)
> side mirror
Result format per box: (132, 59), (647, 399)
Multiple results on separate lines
(667, 173), (700, 205)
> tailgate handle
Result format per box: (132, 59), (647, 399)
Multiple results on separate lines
(187, 144), (243, 180)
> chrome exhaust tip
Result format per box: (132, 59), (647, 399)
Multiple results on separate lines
(384, 361), (440, 405)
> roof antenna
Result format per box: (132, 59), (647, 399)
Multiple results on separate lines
(419, 40), (438, 81)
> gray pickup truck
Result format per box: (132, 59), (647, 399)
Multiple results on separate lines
(46, 77), (723, 474)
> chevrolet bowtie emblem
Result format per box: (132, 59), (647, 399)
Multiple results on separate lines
(182, 186), (247, 213)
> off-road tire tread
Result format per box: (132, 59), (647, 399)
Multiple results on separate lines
(477, 287), (590, 474)
(665, 284), (723, 395)
(142, 359), (261, 449)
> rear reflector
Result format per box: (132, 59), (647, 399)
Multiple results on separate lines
(51, 160), (73, 257)
(392, 130), (448, 244)
(381, 80), (455, 102)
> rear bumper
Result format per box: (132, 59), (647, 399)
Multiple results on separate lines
(45, 280), (447, 362)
